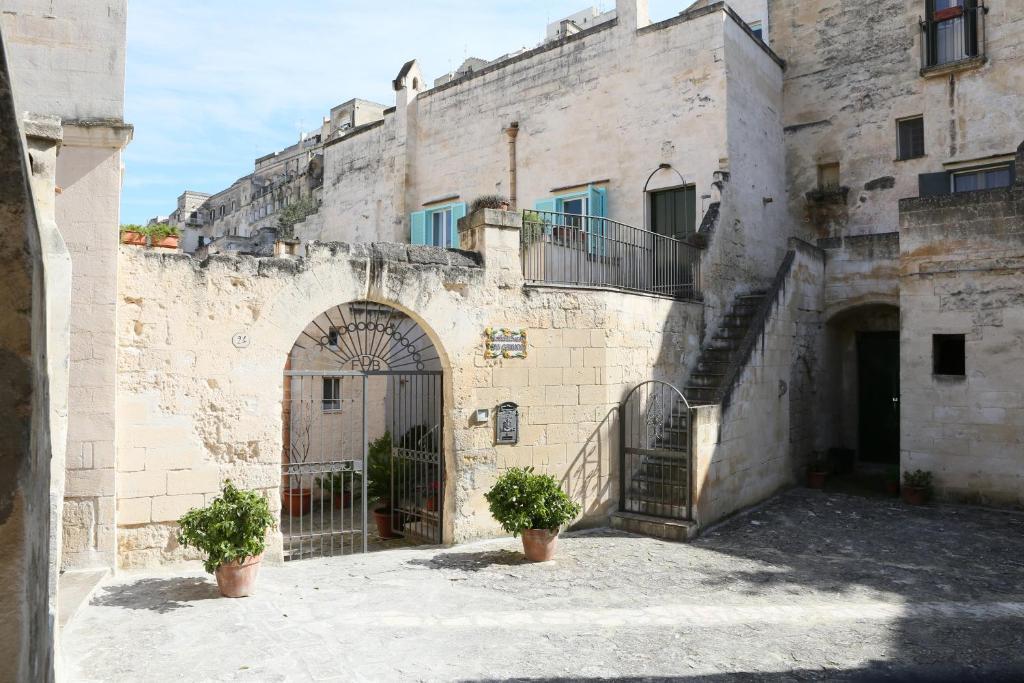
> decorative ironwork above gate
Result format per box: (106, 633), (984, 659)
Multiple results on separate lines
(294, 300), (440, 372)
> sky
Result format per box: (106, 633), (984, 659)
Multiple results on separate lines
(121, 0), (681, 224)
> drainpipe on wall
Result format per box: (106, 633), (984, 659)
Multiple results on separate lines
(506, 122), (519, 209)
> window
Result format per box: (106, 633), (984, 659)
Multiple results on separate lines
(924, 0), (981, 69)
(818, 163), (841, 190)
(952, 164), (1013, 193)
(410, 202), (467, 248)
(649, 186), (697, 240)
(897, 117), (925, 160)
(322, 378), (342, 411)
(749, 20), (763, 40)
(430, 208), (453, 247)
(327, 327), (340, 349)
(933, 334), (966, 376)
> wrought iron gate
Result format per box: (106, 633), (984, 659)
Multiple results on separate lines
(620, 380), (692, 520)
(282, 301), (444, 560)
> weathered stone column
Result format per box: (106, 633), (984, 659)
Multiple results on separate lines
(458, 208), (524, 290)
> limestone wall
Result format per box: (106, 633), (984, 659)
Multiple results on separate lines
(114, 210), (702, 568)
(315, 3), (785, 261)
(899, 163), (1024, 507)
(771, 0), (1024, 239)
(692, 240), (825, 527)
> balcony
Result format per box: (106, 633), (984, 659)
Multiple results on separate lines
(520, 210), (702, 301)
(920, 2), (988, 76)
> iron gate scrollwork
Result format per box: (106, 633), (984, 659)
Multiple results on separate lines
(620, 380), (692, 520)
(283, 301), (444, 560)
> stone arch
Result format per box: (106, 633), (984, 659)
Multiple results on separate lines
(278, 293), (457, 553)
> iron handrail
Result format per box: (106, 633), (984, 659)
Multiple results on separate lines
(521, 210), (702, 300)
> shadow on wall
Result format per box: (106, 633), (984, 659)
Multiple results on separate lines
(560, 407), (615, 521)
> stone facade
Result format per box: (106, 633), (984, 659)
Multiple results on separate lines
(2, 1), (131, 573)
(898, 147), (1024, 506)
(113, 210), (702, 567)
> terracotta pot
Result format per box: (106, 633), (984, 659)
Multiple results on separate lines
(120, 231), (145, 246)
(215, 553), (263, 598)
(807, 470), (827, 489)
(152, 234), (180, 249)
(902, 485), (928, 506)
(885, 481), (901, 497)
(521, 528), (559, 562)
(499, 201), (511, 211)
(425, 495), (437, 512)
(373, 506), (398, 539)
(332, 491), (352, 509)
(282, 488), (312, 516)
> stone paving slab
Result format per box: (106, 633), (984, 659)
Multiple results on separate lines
(63, 490), (1024, 681)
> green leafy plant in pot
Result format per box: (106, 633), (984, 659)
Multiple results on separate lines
(484, 466), (581, 561)
(901, 469), (933, 506)
(366, 432), (399, 539)
(177, 480), (275, 598)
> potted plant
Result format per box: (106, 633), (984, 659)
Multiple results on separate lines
(315, 464), (355, 509)
(283, 397), (316, 517)
(884, 466), (901, 497)
(484, 466), (581, 562)
(119, 224), (146, 246)
(366, 432), (399, 538)
(902, 469), (933, 506)
(806, 452), (828, 489)
(177, 480), (275, 598)
(470, 194), (511, 213)
(149, 224), (181, 249)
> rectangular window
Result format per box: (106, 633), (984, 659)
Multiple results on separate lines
(749, 20), (763, 40)
(897, 117), (925, 160)
(327, 327), (340, 349)
(430, 208), (453, 247)
(322, 378), (342, 412)
(933, 334), (966, 376)
(952, 164), (1012, 193)
(818, 162), (841, 190)
(649, 186), (697, 240)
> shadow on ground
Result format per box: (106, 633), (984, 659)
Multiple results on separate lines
(408, 549), (532, 572)
(91, 577), (220, 613)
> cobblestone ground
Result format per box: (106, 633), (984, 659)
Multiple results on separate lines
(64, 490), (1024, 682)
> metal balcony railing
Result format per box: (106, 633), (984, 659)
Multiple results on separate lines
(521, 210), (701, 300)
(920, 2), (987, 72)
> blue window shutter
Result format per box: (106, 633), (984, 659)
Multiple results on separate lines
(410, 210), (427, 245)
(587, 186), (607, 255)
(534, 198), (557, 235)
(450, 202), (467, 248)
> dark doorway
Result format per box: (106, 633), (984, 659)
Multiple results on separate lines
(857, 332), (900, 464)
(649, 185), (696, 240)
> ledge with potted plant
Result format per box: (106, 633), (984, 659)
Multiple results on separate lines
(484, 466), (581, 562)
(119, 223), (181, 249)
(177, 480), (276, 598)
(901, 469), (933, 506)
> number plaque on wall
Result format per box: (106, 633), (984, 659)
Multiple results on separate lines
(485, 327), (527, 359)
(496, 402), (519, 445)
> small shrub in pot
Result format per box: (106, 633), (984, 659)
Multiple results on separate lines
(484, 467), (581, 561)
(177, 480), (275, 598)
(901, 469), (933, 506)
(470, 194), (510, 213)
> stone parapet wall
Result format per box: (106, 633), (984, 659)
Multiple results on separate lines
(899, 156), (1024, 507)
(114, 211), (702, 568)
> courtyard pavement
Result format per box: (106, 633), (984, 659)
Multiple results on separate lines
(64, 490), (1024, 681)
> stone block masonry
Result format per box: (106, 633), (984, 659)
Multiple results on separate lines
(114, 210), (702, 568)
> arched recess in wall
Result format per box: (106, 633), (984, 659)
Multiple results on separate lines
(642, 164), (694, 233)
(821, 301), (901, 470)
(279, 298), (453, 560)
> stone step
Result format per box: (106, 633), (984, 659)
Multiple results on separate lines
(688, 372), (725, 388)
(684, 386), (718, 403)
(696, 359), (732, 374)
(610, 511), (697, 542)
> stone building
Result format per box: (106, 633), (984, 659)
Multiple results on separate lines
(2, 0), (1024, 672)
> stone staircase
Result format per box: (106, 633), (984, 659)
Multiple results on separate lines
(683, 290), (769, 406)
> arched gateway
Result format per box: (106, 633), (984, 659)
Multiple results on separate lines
(282, 300), (444, 560)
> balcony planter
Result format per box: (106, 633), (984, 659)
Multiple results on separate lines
(152, 234), (180, 249)
(120, 230), (145, 246)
